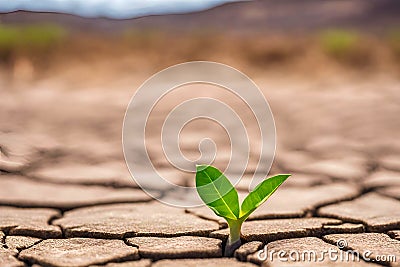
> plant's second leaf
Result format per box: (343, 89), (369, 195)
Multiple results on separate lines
(196, 165), (239, 220)
(240, 174), (290, 219)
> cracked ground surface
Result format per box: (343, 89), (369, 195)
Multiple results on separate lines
(1, 64), (400, 267)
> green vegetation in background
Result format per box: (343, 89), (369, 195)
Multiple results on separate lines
(319, 29), (373, 66)
(387, 29), (400, 59)
(0, 24), (67, 61)
(319, 29), (359, 57)
(319, 29), (359, 60)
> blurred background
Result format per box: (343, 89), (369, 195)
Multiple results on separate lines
(1, 0), (400, 185)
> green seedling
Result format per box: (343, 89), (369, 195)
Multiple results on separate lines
(195, 165), (290, 256)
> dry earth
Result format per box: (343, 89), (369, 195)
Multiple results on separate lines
(1, 53), (400, 267)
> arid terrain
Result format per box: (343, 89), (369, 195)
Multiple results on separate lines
(1, 1), (400, 266)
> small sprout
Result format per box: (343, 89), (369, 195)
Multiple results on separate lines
(195, 165), (290, 256)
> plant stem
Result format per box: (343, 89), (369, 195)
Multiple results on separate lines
(224, 219), (243, 257)
(228, 219), (242, 243)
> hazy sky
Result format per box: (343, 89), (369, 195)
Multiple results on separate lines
(0, 0), (241, 18)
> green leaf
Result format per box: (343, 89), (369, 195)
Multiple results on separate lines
(240, 174), (291, 219)
(196, 165), (240, 220)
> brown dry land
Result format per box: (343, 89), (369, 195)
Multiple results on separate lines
(1, 1), (400, 266)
